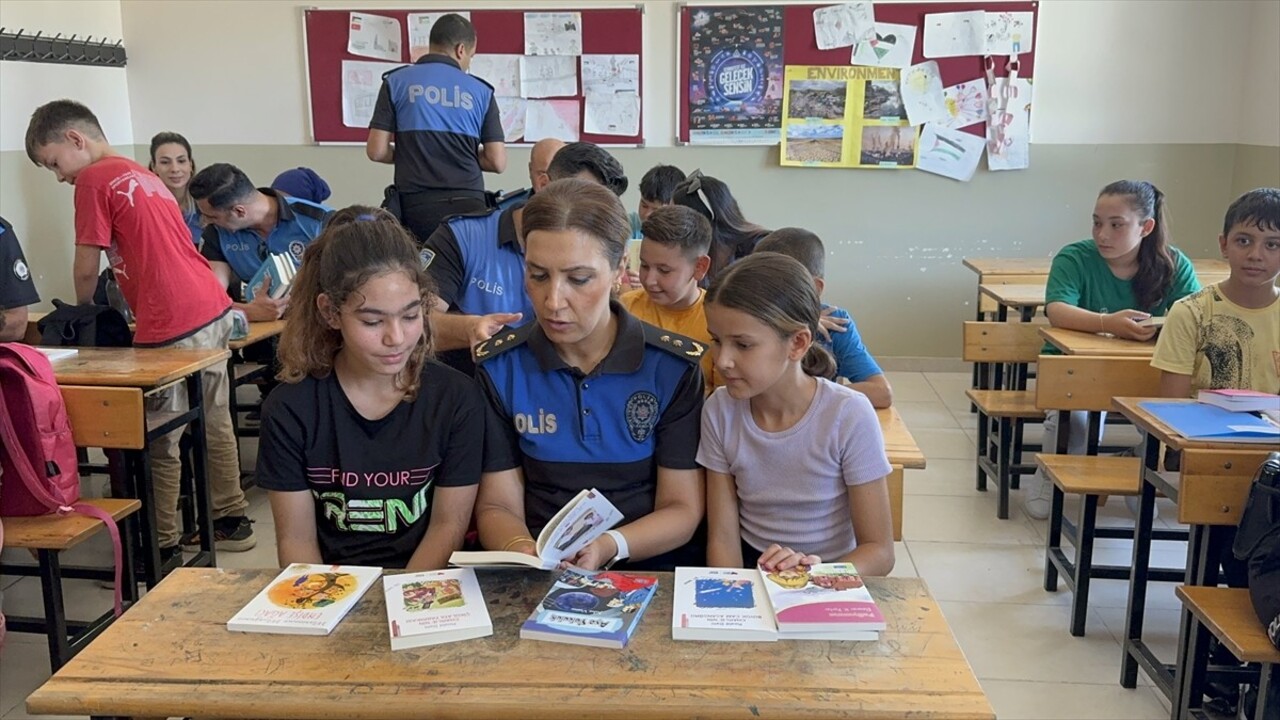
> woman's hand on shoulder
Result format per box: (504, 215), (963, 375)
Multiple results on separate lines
(1102, 310), (1157, 341)
(757, 544), (821, 572)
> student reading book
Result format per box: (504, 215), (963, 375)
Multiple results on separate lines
(449, 489), (622, 569)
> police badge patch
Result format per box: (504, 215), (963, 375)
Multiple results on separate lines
(13, 258), (30, 282)
(419, 248), (436, 269)
(288, 240), (307, 261)
(624, 391), (660, 443)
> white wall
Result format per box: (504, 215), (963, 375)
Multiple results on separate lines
(1239, 0), (1280, 147)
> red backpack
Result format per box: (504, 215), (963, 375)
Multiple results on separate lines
(0, 343), (126, 617)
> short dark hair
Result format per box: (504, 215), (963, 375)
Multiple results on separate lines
(429, 14), (476, 49)
(756, 227), (825, 278)
(547, 142), (629, 197)
(25, 99), (105, 163)
(639, 164), (686, 204)
(1222, 187), (1280, 236)
(189, 163), (257, 210)
(641, 206), (711, 260)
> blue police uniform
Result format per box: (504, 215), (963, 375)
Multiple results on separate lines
(0, 216), (40, 311)
(200, 189), (332, 284)
(182, 208), (203, 246)
(476, 302), (706, 571)
(370, 54), (505, 244)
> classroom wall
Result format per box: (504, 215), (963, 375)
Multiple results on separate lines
(0, 0), (133, 306)
(2, 0), (1276, 358)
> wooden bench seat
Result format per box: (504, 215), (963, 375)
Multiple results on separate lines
(4, 498), (141, 550)
(966, 389), (1043, 418)
(1176, 586), (1279, 720)
(1041, 455), (1142, 496)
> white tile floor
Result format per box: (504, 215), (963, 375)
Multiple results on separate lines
(0, 371), (1184, 719)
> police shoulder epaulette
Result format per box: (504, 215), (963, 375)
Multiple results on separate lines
(448, 205), (501, 224)
(381, 65), (409, 81)
(642, 323), (705, 363)
(473, 323), (534, 363)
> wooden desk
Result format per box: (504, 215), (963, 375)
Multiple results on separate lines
(878, 407), (925, 542)
(228, 319), (285, 351)
(978, 283), (1045, 321)
(47, 346), (230, 388)
(227, 320), (286, 445)
(964, 257), (1228, 278)
(1111, 397), (1272, 707)
(28, 568), (994, 720)
(1038, 327), (1157, 357)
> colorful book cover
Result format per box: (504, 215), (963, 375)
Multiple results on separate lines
(672, 567), (777, 642)
(519, 568), (658, 649)
(761, 562), (885, 635)
(383, 568), (493, 650)
(227, 563), (382, 636)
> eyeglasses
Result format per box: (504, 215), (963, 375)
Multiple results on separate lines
(684, 169), (715, 222)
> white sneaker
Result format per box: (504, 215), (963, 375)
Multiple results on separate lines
(1124, 495), (1160, 521)
(1022, 472), (1052, 520)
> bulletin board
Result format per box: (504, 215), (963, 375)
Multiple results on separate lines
(676, 2), (1038, 145)
(303, 7), (645, 145)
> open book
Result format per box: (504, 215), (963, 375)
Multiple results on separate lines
(1137, 316), (1166, 328)
(244, 252), (298, 301)
(449, 488), (623, 569)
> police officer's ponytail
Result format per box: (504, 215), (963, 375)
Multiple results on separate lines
(546, 142), (629, 198)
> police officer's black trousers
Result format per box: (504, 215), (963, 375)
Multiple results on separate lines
(399, 188), (488, 246)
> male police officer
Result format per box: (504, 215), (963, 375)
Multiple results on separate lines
(0, 216), (40, 342)
(366, 13), (506, 244)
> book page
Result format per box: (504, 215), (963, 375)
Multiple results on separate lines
(536, 489), (623, 562)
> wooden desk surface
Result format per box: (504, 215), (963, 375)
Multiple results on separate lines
(879, 406), (927, 469)
(228, 320), (286, 351)
(1038, 327), (1157, 357)
(28, 568), (993, 720)
(1112, 397), (1264, 451)
(963, 257), (1227, 277)
(45, 346), (230, 388)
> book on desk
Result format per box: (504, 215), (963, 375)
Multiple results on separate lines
(520, 567), (659, 649)
(383, 567), (493, 650)
(1140, 400), (1280, 444)
(227, 563), (382, 635)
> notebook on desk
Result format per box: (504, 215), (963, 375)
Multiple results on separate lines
(1138, 401), (1280, 444)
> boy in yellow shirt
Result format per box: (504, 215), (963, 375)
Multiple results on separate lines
(1152, 188), (1280, 398)
(620, 205), (719, 389)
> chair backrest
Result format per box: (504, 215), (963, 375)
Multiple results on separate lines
(1034, 355), (1162, 411)
(961, 321), (1043, 364)
(1179, 448), (1277, 526)
(59, 386), (145, 450)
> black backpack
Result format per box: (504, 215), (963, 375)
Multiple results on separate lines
(1232, 451), (1280, 646)
(37, 299), (132, 348)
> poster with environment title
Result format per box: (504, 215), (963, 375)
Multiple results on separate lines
(688, 6), (785, 145)
(781, 65), (918, 169)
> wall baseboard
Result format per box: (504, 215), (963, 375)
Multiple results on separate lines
(878, 356), (968, 373)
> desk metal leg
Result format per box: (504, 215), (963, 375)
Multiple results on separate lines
(1122, 433), (1162, 689)
(1257, 663), (1277, 720)
(185, 373), (218, 570)
(37, 549), (70, 672)
(121, 448), (163, 588)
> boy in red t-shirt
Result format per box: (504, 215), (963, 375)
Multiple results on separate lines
(26, 100), (255, 563)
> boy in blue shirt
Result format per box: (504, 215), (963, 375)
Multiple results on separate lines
(755, 228), (893, 408)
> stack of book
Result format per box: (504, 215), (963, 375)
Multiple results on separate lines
(245, 252), (299, 301)
(1140, 395), (1280, 444)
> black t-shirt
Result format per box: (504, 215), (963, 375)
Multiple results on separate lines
(0, 218), (40, 310)
(256, 360), (484, 568)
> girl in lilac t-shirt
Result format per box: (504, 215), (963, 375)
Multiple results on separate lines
(698, 253), (895, 575)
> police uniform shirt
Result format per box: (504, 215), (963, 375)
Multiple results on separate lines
(423, 204), (533, 319)
(0, 217), (40, 310)
(200, 189), (333, 284)
(476, 301), (705, 542)
(255, 361), (485, 568)
(370, 54), (504, 194)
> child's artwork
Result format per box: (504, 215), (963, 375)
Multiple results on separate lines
(584, 93), (641, 136)
(401, 578), (465, 612)
(986, 78), (1033, 171)
(984, 11), (1034, 55)
(267, 571), (359, 610)
(347, 12), (402, 62)
(922, 10), (986, 59)
(524, 12), (583, 56)
(341, 60), (401, 129)
(812, 2), (875, 50)
(581, 54), (640, 95)
(520, 55), (578, 98)
(851, 22), (918, 69)
(407, 11), (471, 61)
(469, 54), (521, 97)
(916, 123), (986, 182)
(899, 61), (947, 126)
(525, 99), (580, 142)
(496, 97), (527, 142)
(938, 78), (989, 130)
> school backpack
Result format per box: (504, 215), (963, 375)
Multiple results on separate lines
(37, 299), (132, 348)
(0, 343), (126, 616)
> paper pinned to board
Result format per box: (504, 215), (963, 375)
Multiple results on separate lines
(407, 12), (471, 61)
(525, 99), (580, 142)
(851, 22), (918, 69)
(986, 78), (1033, 171)
(581, 54), (640, 95)
(922, 10), (986, 58)
(899, 61), (947, 126)
(916, 124), (985, 182)
(520, 55), (578, 98)
(524, 12), (583, 56)
(341, 60), (402, 128)
(812, 2), (875, 50)
(584, 93), (641, 136)
(469, 54), (522, 97)
(348, 12), (402, 62)
(496, 97), (528, 142)
(984, 11), (1034, 55)
(937, 78), (989, 130)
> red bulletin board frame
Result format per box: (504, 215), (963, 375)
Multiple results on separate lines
(304, 7), (645, 145)
(677, 2), (1038, 143)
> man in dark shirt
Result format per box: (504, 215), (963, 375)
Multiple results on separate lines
(367, 13), (507, 244)
(0, 217), (40, 342)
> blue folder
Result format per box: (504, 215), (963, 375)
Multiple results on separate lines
(1139, 401), (1280, 444)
